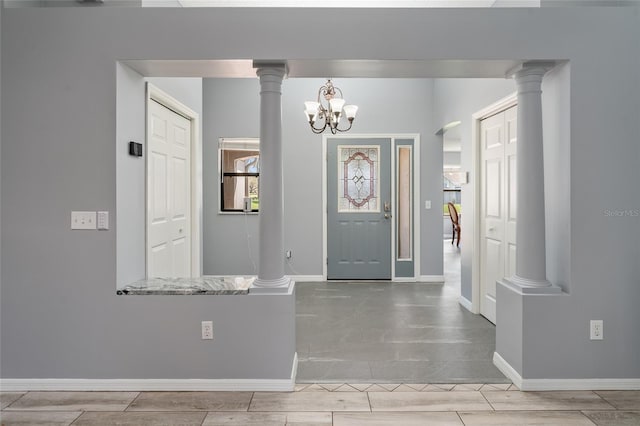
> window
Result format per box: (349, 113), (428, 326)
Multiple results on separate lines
(443, 170), (465, 215)
(219, 138), (259, 212)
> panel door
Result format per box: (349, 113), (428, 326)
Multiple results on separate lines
(327, 139), (392, 280)
(480, 105), (517, 324)
(147, 99), (191, 278)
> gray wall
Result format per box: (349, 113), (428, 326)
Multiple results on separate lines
(203, 78), (440, 277)
(116, 63), (203, 288)
(1, 6), (639, 381)
(433, 78), (516, 301)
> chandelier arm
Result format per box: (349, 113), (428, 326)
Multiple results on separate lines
(334, 120), (354, 133)
(309, 121), (328, 134)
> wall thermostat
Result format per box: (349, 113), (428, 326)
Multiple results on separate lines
(129, 141), (143, 157)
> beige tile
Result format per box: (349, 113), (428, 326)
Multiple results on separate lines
(203, 412), (287, 425)
(421, 385), (455, 392)
(249, 391), (370, 412)
(294, 384), (311, 392)
(583, 410), (640, 426)
(334, 385), (360, 392)
(404, 384), (428, 391)
(127, 392), (252, 412)
(366, 384), (391, 392)
(368, 391), (492, 412)
(5, 392), (138, 411)
(452, 384), (484, 391)
(300, 384), (329, 392)
(595, 391), (640, 410)
(0, 392), (25, 409)
(377, 384), (401, 391)
(422, 385), (449, 392)
(459, 411), (596, 425)
(334, 411), (463, 425)
(483, 390), (616, 411)
(393, 385), (421, 392)
(348, 384), (373, 391)
(74, 411), (207, 426)
(0, 411), (82, 425)
(431, 384), (456, 391)
(480, 384), (511, 391)
(285, 412), (333, 424)
(319, 384), (344, 392)
(204, 412), (332, 425)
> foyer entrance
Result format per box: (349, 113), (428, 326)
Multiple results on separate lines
(327, 138), (392, 280)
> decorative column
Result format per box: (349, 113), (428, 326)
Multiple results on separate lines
(505, 61), (559, 293)
(252, 62), (291, 291)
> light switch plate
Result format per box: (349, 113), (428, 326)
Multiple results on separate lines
(71, 211), (97, 230)
(425, 200), (432, 210)
(97, 211), (109, 230)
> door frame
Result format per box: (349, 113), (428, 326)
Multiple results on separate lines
(145, 83), (202, 277)
(321, 133), (421, 281)
(469, 92), (517, 314)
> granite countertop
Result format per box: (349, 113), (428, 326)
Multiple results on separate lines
(117, 276), (254, 295)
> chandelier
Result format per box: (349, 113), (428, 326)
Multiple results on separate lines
(304, 79), (358, 134)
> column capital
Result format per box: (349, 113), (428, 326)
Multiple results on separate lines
(507, 61), (555, 79)
(253, 61), (288, 77)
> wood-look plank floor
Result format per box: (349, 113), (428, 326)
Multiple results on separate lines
(2, 387), (638, 425)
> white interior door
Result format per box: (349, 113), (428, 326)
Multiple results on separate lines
(480, 105), (517, 324)
(147, 99), (192, 279)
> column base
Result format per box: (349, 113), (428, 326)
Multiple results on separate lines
(501, 275), (562, 295)
(250, 276), (294, 294)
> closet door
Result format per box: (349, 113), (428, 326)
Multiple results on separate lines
(480, 105), (517, 324)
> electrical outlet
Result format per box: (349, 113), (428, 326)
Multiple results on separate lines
(71, 211), (97, 230)
(590, 320), (603, 340)
(286, 250), (292, 259)
(201, 321), (213, 340)
(425, 200), (432, 210)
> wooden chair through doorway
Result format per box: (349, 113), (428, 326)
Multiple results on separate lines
(447, 202), (461, 247)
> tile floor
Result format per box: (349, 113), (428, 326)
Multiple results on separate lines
(1, 387), (639, 425)
(296, 240), (507, 383)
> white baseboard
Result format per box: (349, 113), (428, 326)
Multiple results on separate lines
(418, 275), (445, 283)
(1, 353), (299, 392)
(458, 295), (474, 312)
(493, 352), (640, 391)
(289, 275), (323, 282)
(493, 351), (524, 389)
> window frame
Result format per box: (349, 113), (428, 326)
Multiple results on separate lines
(218, 138), (260, 213)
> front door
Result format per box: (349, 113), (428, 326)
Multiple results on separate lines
(327, 138), (392, 280)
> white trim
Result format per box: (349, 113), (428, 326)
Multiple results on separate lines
(322, 133), (421, 281)
(289, 275), (324, 282)
(458, 295), (474, 312)
(418, 275), (445, 283)
(493, 351), (523, 389)
(146, 83), (202, 277)
(0, 354), (298, 393)
(493, 352), (640, 391)
(470, 93), (517, 315)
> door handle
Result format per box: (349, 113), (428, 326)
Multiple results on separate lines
(384, 213), (391, 219)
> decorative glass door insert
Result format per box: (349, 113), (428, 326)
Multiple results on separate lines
(337, 145), (380, 212)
